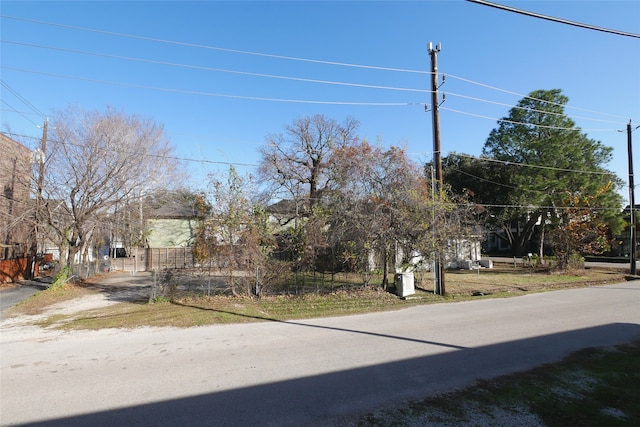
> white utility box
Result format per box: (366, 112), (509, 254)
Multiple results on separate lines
(395, 272), (415, 298)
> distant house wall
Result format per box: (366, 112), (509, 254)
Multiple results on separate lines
(146, 218), (198, 248)
(393, 238), (482, 272)
(0, 257), (29, 283)
(0, 134), (32, 263)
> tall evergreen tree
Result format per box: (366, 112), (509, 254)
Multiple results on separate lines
(445, 89), (623, 257)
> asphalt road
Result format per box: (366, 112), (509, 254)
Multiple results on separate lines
(0, 280), (49, 317)
(1, 281), (639, 426)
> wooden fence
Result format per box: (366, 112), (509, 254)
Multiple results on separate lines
(108, 247), (196, 272)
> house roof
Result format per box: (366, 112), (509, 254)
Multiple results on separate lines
(147, 201), (199, 219)
(145, 192), (203, 219)
(266, 199), (300, 215)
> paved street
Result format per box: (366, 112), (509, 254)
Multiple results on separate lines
(1, 281), (639, 426)
(0, 280), (49, 317)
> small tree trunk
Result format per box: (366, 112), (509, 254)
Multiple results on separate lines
(538, 223), (545, 265)
(381, 245), (389, 290)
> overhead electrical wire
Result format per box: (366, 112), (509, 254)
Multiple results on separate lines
(466, 0), (640, 39)
(2, 130), (258, 168)
(444, 91), (626, 125)
(1, 99), (39, 127)
(148, 154), (258, 168)
(0, 62), (626, 129)
(455, 153), (618, 176)
(0, 164), (619, 215)
(0, 15), (429, 75)
(449, 168), (517, 189)
(1, 15), (632, 123)
(1, 40), (431, 94)
(1, 66), (416, 107)
(2, 129), (627, 214)
(2, 64), (625, 136)
(474, 203), (623, 212)
(1, 80), (47, 120)
(0, 108), (42, 116)
(441, 107), (617, 133)
(1, 13), (635, 179)
(2, 40), (627, 127)
(445, 73), (632, 121)
(3, 126), (618, 179)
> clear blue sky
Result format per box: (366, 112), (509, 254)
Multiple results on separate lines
(2, 1), (639, 200)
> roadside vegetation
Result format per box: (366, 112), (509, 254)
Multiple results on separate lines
(9, 93), (628, 310)
(6, 263), (630, 331)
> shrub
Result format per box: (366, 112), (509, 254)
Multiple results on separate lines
(50, 266), (73, 290)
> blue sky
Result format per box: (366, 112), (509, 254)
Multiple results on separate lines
(2, 1), (639, 200)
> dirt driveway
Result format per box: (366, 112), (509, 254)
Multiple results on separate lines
(0, 272), (154, 330)
(80, 271), (155, 304)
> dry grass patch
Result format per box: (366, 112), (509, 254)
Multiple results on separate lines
(7, 283), (97, 316)
(438, 265), (628, 298)
(6, 264), (632, 330)
(39, 287), (432, 330)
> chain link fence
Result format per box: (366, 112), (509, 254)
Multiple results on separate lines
(147, 267), (379, 300)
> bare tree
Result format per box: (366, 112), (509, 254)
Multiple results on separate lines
(326, 141), (434, 287)
(42, 106), (180, 266)
(258, 114), (359, 213)
(258, 115), (358, 273)
(194, 166), (275, 296)
(327, 141), (479, 288)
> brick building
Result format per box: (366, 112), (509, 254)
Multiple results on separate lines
(0, 133), (33, 278)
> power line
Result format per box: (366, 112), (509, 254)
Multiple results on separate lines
(445, 74), (632, 121)
(148, 153), (258, 168)
(2, 66), (626, 133)
(450, 167), (517, 190)
(3, 40), (628, 127)
(2, 16), (632, 122)
(0, 107), (42, 116)
(446, 165), (626, 203)
(1, 99), (39, 127)
(1, 66), (417, 107)
(0, 15), (430, 75)
(6, 41), (632, 130)
(445, 91), (626, 126)
(455, 153), (618, 176)
(1, 80), (47, 119)
(466, 0), (640, 39)
(2, 71), (625, 142)
(441, 107), (618, 133)
(2, 130), (259, 169)
(475, 203), (625, 212)
(1, 40), (432, 94)
(0, 131), (40, 141)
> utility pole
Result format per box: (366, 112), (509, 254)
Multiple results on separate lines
(30, 119), (48, 279)
(627, 120), (636, 275)
(429, 42), (445, 295)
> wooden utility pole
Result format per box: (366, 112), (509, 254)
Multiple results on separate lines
(429, 42), (445, 295)
(429, 43), (443, 187)
(627, 120), (636, 275)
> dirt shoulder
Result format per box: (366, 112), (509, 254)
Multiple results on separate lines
(0, 272), (153, 329)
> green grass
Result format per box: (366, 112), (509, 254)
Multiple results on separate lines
(357, 341), (640, 426)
